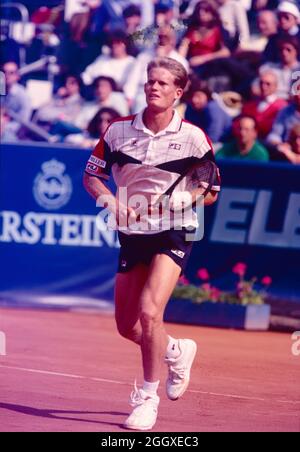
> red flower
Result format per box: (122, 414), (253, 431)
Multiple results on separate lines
(232, 262), (247, 277)
(178, 275), (189, 286)
(197, 268), (210, 281)
(210, 287), (221, 301)
(201, 283), (211, 291)
(261, 276), (272, 286)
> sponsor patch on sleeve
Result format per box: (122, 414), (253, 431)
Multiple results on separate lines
(89, 155), (106, 168)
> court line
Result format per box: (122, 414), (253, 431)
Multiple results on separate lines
(1, 364), (299, 406)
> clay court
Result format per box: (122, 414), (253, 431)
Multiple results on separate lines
(0, 307), (299, 432)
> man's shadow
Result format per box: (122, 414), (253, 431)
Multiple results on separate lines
(0, 402), (128, 429)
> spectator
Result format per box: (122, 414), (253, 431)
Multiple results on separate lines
(124, 25), (189, 112)
(155, 0), (178, 27)
(267, 92), (300, 146)
(122, 5), (146, 56)
(263, 1), (300, 62)
(178, 1), (230, 69)
(35, 75), (84, 126)
(65, 107), (120, 147)
(0, 107), (18, 142)
(259, 35), (300, 99)
(81, 30), (135, 89)
(242, 70), (288, 139)
(257, 10), (278, 55)
(277, 123), (300, 164)
(216, 0), (250, 51)
(277, 1), (300, 38)
(123, 4), (142, 34)
(185, 80), (232, 143)
(74, 76), (129, 130)
(216, 115), (270, 161)
(0, 61), (32, 132)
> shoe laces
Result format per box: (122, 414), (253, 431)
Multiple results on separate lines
(129, 380), (150, 407)
(169, 364), (186, 382)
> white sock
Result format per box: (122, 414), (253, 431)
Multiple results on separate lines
(166, 335), (181, 359)
(142, 380), (160, 396)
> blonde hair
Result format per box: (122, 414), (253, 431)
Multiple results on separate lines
(147, 57), (188, 90)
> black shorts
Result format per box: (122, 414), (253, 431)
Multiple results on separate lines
(117, 228), (195, 274)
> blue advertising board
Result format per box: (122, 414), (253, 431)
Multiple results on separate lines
(0, 143), (299, 306)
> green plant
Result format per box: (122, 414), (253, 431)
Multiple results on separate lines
(173, 263), (272, 306)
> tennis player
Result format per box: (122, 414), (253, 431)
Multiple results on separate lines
(83, 57), (220, 430)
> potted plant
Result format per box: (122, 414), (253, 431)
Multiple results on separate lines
(164, 263), (271, 330)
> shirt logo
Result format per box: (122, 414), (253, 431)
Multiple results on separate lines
(88, 156), (106, 168)
(86, 163), (98, 172)
(171, 249), (185, 259)
(169, 142), (181, 151)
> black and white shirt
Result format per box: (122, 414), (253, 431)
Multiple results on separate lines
(85, 109), (220, 234)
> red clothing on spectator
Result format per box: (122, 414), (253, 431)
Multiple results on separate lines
(186, 27), (223, 58)
(242, 98), (288, 139)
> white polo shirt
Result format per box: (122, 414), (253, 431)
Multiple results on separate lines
(85, 109), (220, 234)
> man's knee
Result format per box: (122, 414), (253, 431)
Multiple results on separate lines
(115, 318), (140, 343)
(140, 305), (163, 334)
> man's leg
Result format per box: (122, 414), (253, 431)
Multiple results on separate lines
(114, 263), (149, 345)
(123, 254), (180, 431)
(139, 254), (181, 383)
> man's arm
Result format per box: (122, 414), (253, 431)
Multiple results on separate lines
(83, 173), (136, 223)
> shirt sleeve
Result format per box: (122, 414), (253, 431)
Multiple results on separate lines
(84, 128), (114, 180)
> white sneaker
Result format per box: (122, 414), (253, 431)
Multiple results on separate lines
(165, 339), (197, 401)
(123, 381), (160, 431)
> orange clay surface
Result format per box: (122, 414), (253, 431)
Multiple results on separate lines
(0, 307), (299, 432)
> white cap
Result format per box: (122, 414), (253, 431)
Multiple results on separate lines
(277, 1), (300, 21)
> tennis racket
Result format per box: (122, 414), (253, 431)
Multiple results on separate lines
(148, 159), (220, 215)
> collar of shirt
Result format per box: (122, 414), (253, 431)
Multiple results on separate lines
(257, 94), (278, 112)
(132, 108), (182, 136)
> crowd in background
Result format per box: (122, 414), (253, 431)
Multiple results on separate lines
(1, 0), (300, 164)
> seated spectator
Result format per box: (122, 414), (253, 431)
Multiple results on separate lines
(277, 123), (300, 164)
(0, 61), (32, 132)
(155, 0), (178, 27)
(258, 35), (300, 99)
(216, 115), (270, 161)
(242, 70), (288, 139)
(122, 4), (143, 56)
(216, 0), (250, 51)
(35, 75), (84, 126)
(257, 9), (278, 55)
(81, 30), (135, 89)
(123, 4), (142, 35)
(263, 1), (300, 62)
(65, 107), (120, 148)
(0, 107), (18, 142)
(267, 92), (300, 146)
(74, 76), (129, 130)
(124, 25), (189, 113)
(185, 80), (232, 143)
(178, 1), (230, 69)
